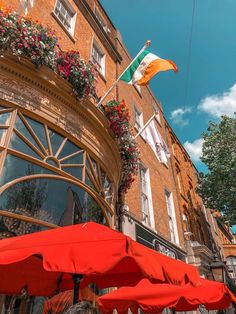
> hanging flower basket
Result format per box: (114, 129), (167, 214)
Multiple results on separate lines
(103, 100), (140, 193)
(0, 8), (98, 100)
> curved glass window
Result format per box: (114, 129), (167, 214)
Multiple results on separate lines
(0, 155), (56, 187)
(0, 177), (106, 235)
(0, 104), (114, 231)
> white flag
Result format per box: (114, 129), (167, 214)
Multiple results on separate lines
(144, 120), (170, 165)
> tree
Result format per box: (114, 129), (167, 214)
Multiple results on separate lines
(198, 114), (236, 225)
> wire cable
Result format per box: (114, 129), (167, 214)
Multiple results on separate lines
(183, 0), (196, 110)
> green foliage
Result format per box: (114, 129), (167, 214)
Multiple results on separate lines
(198, 114), (236, 224)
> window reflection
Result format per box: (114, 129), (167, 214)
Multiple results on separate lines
(0, 112), (11, 125)
(0, 177), (106, 230)
(10, 131), (42, 160)
(0, 215), (49, 238)
(48, 128), (64, 155)
(0, 155), (55, 187)
(0, 129), (6, 145)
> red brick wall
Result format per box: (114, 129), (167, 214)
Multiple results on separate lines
(115, 39), (186, 248)
(2, 0), (117, 101)
(2, 0), (212, 253)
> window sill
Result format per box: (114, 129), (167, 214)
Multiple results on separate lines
(51, 12), (76, 43)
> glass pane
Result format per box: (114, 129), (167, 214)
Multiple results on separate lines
(0, 129), (6, 146)
(61, 151), (84, 165)
(0, 216), (49, 238)
(25, 116), (48, 151)
(81, 193), (106, 225)
(10, 132), (42, 160)
(14, 116), (44, 154)
(45, 158), (59, 167)
(0, 112), (11, 125)
(85, 172), (96, 191)
(48, 128), (64, 155)
(62, 166), (83, 180)
(0, 154), (55, 187)
(0, 178), (107, 228)
(58, 140), (81, 159)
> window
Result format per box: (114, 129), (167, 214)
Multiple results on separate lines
(176, 165), (184, 195)
(134, 106), (143, 131)
(165, 190), (179, 244)
(171, 137), (176, 156)
(140, 165), (153, 227)
(94, 7), (109, 33)
(152, 103), (161, 124)
(187, 182), (195, 207)
(0, 105), (114, 234)
(92, 41), (105, 76)
(226, 257), (236, 279)
(54, 0), (76, 35)
(183, 210), (191, 240)
(197, 221), (205, 244)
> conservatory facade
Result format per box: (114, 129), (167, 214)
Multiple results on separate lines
(0, 54), (121, 238)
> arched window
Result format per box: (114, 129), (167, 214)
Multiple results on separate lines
(0, 104), (114, 236)
(226, 256), (236, 279)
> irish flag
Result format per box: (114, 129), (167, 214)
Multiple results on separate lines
(120, 50), (178, 86)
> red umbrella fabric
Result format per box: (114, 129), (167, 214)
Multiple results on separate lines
(0, 222), (200, 296)
(98, 278), (236, 313)
(43, 288), (98, 314)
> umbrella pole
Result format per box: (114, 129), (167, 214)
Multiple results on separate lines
(72, 274), (83, 305)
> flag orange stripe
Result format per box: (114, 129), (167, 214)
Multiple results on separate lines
(137, 59), (178, 86)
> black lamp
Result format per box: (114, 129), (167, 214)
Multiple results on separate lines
(210, 253), (226, 283)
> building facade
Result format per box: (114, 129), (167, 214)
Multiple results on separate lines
(0, 0), (234, 313)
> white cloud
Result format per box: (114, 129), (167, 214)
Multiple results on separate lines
(198, 83), (236, 118)
(184, 138), (204, 163)
(170, 107), (192, 127)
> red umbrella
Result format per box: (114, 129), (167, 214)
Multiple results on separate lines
(43, 288), (98, 314)
(0, 222), (200, 303)
(98, 278), (236, 313)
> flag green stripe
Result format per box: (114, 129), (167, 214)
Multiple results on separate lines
(120, 50), (150, 83)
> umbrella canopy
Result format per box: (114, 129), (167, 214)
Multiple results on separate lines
(0, 222), (200, 296)
(98, 278), (236, 313)
(43, 288), (97, 314)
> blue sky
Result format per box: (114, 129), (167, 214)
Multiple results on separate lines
(100, 0), (236, 172)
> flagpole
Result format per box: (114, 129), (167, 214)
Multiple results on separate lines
(96, 40), (151, 107)
(134, 112), (158, 139)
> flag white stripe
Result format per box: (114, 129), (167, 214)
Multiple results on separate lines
(127, 53), (160, 84)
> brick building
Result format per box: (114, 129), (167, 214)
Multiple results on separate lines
(0, 0), (232, 312)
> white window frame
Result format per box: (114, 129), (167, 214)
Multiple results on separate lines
(139, 164), (155, 228)
(94, 7), (109, 33)
(165, 189), (179, 245)
(53, 0), (77, 35)
(91, 40), (106, 77)
(134, 106), (143, 131)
